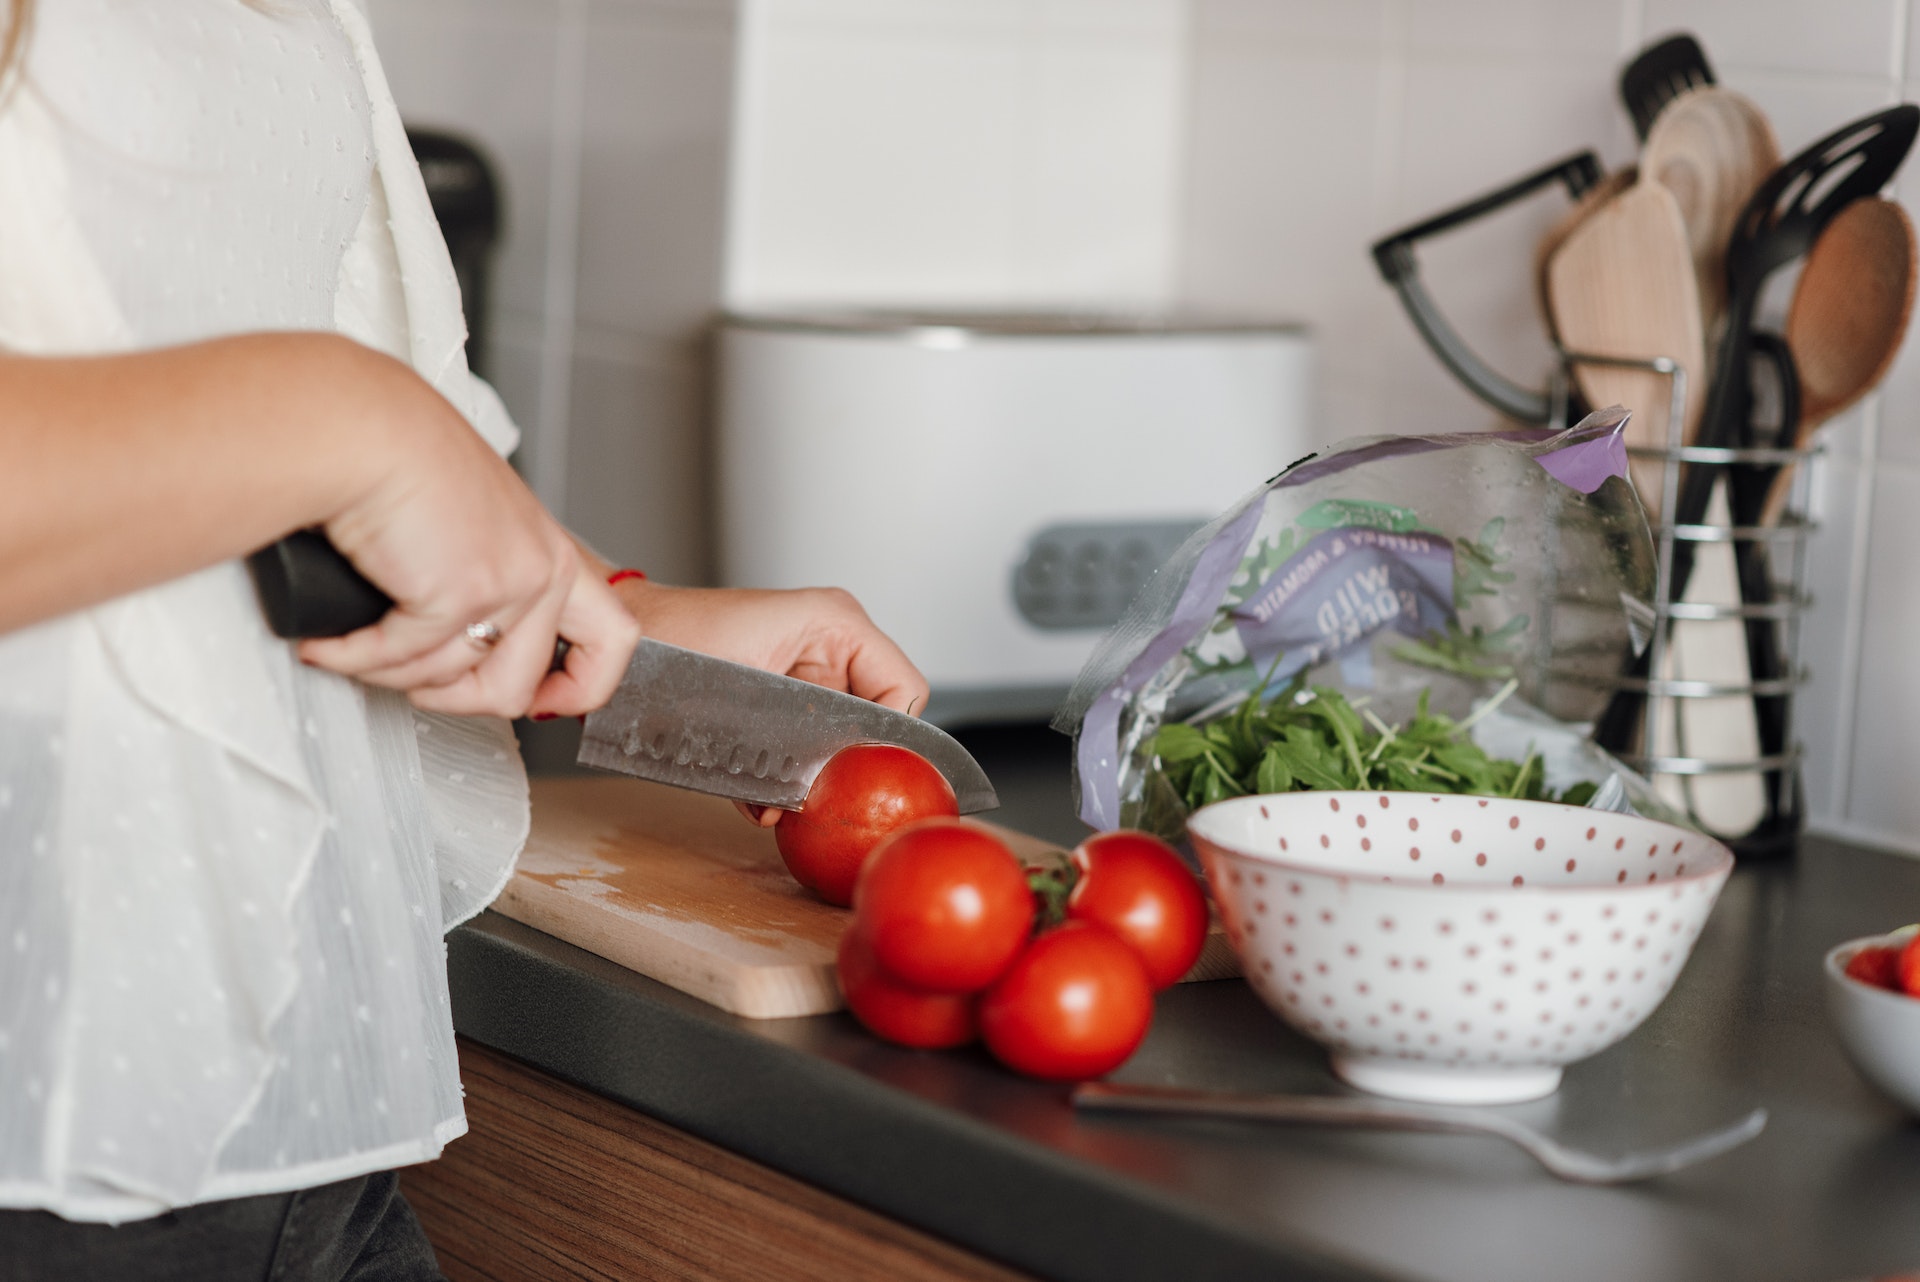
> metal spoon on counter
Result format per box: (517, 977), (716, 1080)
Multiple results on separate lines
(1071, 1082), (1768, 1186)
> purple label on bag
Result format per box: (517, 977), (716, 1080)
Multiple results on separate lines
(1229, 527), (1454, 675)
(1534, 430), (1630, 494)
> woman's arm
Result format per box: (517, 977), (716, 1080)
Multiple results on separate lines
(0, 331), (637, 718)
(0, 333), (390, 626)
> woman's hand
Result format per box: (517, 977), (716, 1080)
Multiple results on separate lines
(292, 352), (640, 719)
(591, 570), (932, 826)
(609, 579), (929, 714)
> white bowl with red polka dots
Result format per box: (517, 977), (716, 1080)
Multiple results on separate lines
(1188, 792), (1734, 1105)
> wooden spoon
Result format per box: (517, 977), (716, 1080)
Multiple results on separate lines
(1643, 87), (1779, 335)
(1546, 177), (1706, 512)
(1765, 196), (1918, 522)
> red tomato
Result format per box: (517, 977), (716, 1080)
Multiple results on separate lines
(852, 819), (1033, 992)
(1845, 945), (1902, 991)
(776, 744), (958, 906)
(1900, 935), (1920, 997)
(1067, 830), (1208, 990)
(978, 922), (1153, 1081)
(836, 930), (976, 1049)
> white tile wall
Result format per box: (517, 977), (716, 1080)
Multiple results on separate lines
(366, 0), (1920, 851)
(1176, 0), (1920, 853)
(366, 0), (565, 408)
(370, 0), (738, 580)
(723, 0), (1188, 308)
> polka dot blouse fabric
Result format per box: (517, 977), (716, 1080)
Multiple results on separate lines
(0, 0), (527, 1224)
(41, 0), (374, 345)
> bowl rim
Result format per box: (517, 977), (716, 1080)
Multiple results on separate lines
(1824, 925), (1920, 1004)
(1186, 790), (1736, 895)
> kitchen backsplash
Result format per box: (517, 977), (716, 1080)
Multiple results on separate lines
(1175, 0), (1920, 857)
(367, 0), (1920, 856)
(367, 0), (738, 588)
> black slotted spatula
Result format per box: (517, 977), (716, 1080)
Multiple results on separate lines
(1621, 34), (1715, 141)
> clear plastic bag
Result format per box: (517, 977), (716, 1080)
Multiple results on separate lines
(1055, 409), (1672, 840)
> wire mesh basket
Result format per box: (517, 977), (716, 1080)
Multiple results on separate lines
(1535, 351), (1815, 858)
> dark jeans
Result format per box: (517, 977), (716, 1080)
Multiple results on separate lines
(0, 1170), (446, 1282)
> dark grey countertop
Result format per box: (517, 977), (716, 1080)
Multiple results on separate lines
(460, 723), (1920, 1282)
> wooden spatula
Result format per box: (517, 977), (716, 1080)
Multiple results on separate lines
(1546, 178), (1706, 512)
(1643, 87), (1779, 336)
(1535, 166), (1636, 328)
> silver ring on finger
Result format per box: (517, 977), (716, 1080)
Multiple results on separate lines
(464, 620), (504, 651)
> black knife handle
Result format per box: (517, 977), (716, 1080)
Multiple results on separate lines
(247, 530), (393, 639)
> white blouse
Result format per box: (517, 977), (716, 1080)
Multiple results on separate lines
(0, 0), (530, 1223)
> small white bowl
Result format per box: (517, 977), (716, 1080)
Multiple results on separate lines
(1823, 926), (1920, 1116)
(1189, 792), (1734, 1105)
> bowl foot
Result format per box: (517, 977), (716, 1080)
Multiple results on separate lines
(1331, 1054), (1562, 1104)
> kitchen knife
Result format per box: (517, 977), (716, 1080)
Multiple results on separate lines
(247, 530), (998, 813)
(579, 638), (997, 813)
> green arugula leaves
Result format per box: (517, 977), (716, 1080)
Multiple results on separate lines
(1147, 674), (1598, 814)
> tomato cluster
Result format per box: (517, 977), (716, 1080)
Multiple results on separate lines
(775, 744), (1209, 1081)
(839, 817), (1208, 1082)
(1844, 932), (1920, 996)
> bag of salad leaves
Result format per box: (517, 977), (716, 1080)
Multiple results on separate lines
(1055, 408), (1670, 842)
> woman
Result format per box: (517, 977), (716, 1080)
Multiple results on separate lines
(0, 1), (926, 1277)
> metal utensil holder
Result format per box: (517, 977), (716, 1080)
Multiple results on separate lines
(1539, 350), (1817, 857)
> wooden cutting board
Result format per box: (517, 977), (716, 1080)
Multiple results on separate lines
(496, 777), (1240, 1019)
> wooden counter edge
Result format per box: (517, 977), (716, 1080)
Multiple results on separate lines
(403, 1037), (1040, 1282)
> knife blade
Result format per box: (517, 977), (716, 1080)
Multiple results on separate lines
(247, 531), (997, 813)
(577, 638), (997, 814)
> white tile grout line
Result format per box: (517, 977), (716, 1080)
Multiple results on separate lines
(531, 0), (589, 520)
(718, 0), (762, 309)
(1157, 0), (1197, 310)
(1368, 0), (1409, 233)
(1166, 0), (1201, 303)
(1832, 396), (1881, 825)
(1618, 0), (1644, 60)
(1833, 0), (1905, 821)
(1894, 0), (1912, 83)
(1005, 6), (1041, 306)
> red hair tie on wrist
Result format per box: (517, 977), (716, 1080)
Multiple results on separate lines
(607, 569), (646, 586)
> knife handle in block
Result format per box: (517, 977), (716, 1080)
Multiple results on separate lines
(247, 530), (393, 639)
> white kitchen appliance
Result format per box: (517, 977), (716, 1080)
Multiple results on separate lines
(716, 311), (1314, 724)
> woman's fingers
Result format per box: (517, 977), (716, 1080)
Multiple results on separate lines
(733, 801), (785, 828)
(309, 597), (535, 690)
(406, 584), (570, 717)
(839, 630), (930, 716)
(783, 590), (930, 716)
(295, 537), (553, 683)
(526, 563), (642, 718)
